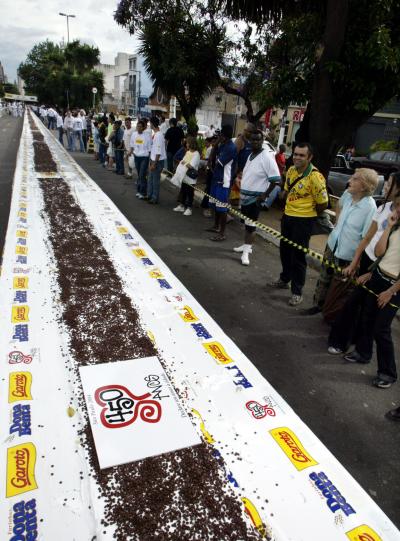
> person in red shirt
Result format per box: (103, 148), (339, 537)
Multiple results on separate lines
(275, 144), (287, 177)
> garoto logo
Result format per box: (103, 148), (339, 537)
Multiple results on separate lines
(94, 385), (162, 429)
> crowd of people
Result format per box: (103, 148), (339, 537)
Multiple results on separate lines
(36, 106), (399, 420)
(0, 100), (25, 117)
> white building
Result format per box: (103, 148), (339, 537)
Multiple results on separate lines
(97, 52), (153, 114)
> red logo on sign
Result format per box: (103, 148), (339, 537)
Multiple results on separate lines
(94, 385), (162, 428)
(8, 351), (32, 364)
(246, 400), (276, 419)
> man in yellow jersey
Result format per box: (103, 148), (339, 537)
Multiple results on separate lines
(269, 142), (328, 306)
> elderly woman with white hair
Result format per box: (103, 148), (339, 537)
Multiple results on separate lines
(306, 168), (379, 313)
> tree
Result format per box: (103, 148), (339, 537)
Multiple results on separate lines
(115, 0), (228, 120)
(219, 0), (400, 177)
(18, 40), (104, 110)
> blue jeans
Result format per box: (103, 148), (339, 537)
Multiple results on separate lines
(262, 184), (281, 208)
(135, 156), (149, 195)
(74, 130), (84, 152)
(66, 129), (73, 151)
(147, 160), (164, 202)
(98, 142), (107, 164)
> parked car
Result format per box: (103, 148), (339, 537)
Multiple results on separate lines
(327, 154), (385, 199)
(350, 150), (400, 179)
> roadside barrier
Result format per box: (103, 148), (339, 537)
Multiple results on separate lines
(164, 169), (399, 310)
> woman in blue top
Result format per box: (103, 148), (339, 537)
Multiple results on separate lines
(309, 168), (378, 312)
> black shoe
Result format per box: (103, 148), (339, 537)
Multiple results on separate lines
(343, 351), (370, 364)
(372, 377), (393, 389)
(301, 306), (322, 316)
(385, 406), (400, 421)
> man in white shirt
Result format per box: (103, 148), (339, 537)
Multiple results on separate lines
(79, 110), (87, 151)
(234, 130), (281, 265)
(47, 107), (57, 129)
(123, 117), (134, 178)
(56, 110), (64, 146)
(147, 116), (167, 204)
(129, 119), (152, 197)
(159, 116), (169, 136)
(72, 112), (85, 152)
(63, 111), (74, 151)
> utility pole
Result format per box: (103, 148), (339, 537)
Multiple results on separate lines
(59, 13), (75, 110)
(59, 13), (76, 44)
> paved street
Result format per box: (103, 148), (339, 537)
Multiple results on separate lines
(0, 120), (399, 526)
(0, 115), (23, 257)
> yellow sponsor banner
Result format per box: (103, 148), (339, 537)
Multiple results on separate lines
(9, 372), (33, 403)
(149, 269), (164, 279)
(132, 248), (147, 258)
(179, 305), (199, 323)
(6, 443), (38, 498)
(11, 305), (29, 323)
(13, 277), (29, 289)
(18, 211), (27, 219)
(242, 497), (267, 538)
(203, 341), (234, 365)
(15, 246), (28, 255)
(192, 409), (215, 444)
(117, 226), (129, 234)
(346, 525), (382, 541)
(16, 230), (28, 238)
(269, 427), (318, 471)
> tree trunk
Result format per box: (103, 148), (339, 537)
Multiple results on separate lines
(308, 0), (349, 178)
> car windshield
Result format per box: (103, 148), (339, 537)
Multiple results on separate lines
(383, 151), (399, 162)
(369, 151), (386, 160)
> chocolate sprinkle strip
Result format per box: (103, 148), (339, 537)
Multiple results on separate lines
(30, 116), (266, 541)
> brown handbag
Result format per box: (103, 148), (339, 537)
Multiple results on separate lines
(322, 275), (355, 324)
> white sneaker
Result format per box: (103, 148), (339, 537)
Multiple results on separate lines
(288, 294), (303, 306)
(233, 244), (253, 254)
(173, 204), (185, 212)
(241, 251), (250, 265)
(137, 194), (144, 200)
(183, 208), (192, 216)
(328, 346), (344, 355)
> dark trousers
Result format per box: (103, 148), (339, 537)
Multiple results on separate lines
(279, 214), (315, 295)
(201, 169), (213, 209)
(58, 127), (64, 145)
(178, 182), (194, 208)
(355, 270), (399, 382)
(115, 149), (125, 174)
(328, 251), (374, 350)
(134, 156), (149, 195)
(99, 142), (107, 164)
(167, 151), (175, 174)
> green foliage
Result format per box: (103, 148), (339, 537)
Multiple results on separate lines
(18, 40), (104, 109)
(115, 0), (228, 119)
(370, 139), (397, 152)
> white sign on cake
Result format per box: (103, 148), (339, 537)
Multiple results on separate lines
(79, 357), (201, 469)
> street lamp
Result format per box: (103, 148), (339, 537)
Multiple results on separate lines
(59, 12), (76, 44)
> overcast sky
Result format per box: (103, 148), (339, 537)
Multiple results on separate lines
(1, 0), (140, 82)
